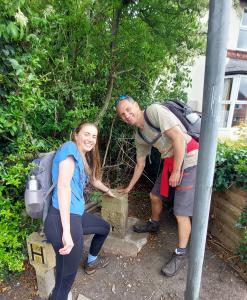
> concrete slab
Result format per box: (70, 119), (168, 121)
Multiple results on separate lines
(77, 294), (91, 300)
(84, 217), (148, 257)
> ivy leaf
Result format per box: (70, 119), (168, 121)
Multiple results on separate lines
(26, 33), (39, 42)
(6, 22), (19, 40)
(8, 58), (20, 70)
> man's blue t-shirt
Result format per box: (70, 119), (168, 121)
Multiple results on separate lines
(51, 141), (88, 216)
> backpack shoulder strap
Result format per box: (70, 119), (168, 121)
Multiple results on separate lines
(137, 106), (163, 145)
(143, 109), (161, 132)
(137, 128), (150, 144)
(137, 128), (162, 145)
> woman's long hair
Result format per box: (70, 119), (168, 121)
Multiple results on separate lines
(71, 122), (102, 179)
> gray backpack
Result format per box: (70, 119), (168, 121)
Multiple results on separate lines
(24, 151), (56, 222)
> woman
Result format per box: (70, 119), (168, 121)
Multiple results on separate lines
(44, 122), (114, 300)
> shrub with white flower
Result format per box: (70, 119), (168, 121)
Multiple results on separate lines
(43, 5), (55, 18)
(15, 9), (28, 27)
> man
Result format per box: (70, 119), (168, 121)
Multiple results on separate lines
(116, 95), (199, 277)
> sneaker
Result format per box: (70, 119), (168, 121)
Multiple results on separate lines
(133, 220), (160, 233)
(161, 252), (187, 277)
(84, 256), (110, 275)
(48, 291), (72, 300)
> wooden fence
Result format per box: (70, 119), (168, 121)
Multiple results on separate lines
(209, 186), (247, 251)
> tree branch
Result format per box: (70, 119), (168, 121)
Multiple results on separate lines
(102, 114), (116, 167)
(115, 67), (134, 76)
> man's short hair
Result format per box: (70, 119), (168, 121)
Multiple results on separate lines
(114, 95), (135, 108)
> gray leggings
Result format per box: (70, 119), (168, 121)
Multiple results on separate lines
(44, 206), (110, 300)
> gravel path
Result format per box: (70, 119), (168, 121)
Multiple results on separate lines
(1, 194), (246, 300)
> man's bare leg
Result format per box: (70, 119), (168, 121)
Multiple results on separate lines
(150, 192), (163, 221)
(176, 215), (191, 248)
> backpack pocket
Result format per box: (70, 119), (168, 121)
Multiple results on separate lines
(24, 189), (45, 219)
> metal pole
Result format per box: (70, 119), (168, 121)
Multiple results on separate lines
(185, 1), (231, 299)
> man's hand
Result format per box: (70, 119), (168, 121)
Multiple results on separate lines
(117, 155), (146, 195)
(117, 186), (131, 194)
(169, 170), (182, 187)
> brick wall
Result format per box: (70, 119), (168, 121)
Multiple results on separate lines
(227, 49), (247, 60)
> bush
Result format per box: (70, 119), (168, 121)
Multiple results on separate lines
(0, 0), (209, 282)
(0, 154), (40, 281)
(236, 207), (247, 264)
(214, 135), (247, 265)
(214, 143), (247, 191)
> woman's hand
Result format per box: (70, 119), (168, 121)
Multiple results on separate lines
(90, 177), (117, 198)
(106, 189), (116, 198)
(59, 230), (74, 255)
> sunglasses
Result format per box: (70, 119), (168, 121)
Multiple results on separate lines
(114, 95), (129, 108)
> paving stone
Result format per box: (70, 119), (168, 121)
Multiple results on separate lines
(67, 291), (72, 300)
(84, 217), (148, 257)
(77, 294), (91, 300)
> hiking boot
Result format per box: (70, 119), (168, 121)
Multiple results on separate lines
(133, 220), (160, 233)
(84, 256), (110, 275)
(161, 252), (187, 277)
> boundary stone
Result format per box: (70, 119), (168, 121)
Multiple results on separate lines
(101, 191), (128, 238)
(26, 232), (56, 298)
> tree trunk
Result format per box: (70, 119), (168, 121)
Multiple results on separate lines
(96, 1), (126, 124)
(96, 73), (115, 125)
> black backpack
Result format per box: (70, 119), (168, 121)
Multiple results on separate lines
(137, 99), (201, 145)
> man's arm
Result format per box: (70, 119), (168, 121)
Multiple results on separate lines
(118, 155), (146, 193)
(164, 125), (186, 187)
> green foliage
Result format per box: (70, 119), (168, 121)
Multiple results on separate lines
(214, 143), (247, 191)
(235, 207), (247, 264)
(0, 0), (208, 281)
(214, 140), (247, 265)
(89, 191), (103, 207)
(0, 154), (40, 281)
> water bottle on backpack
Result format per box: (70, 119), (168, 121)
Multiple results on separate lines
(29, 174), (39, 190)
(24, 151), (56, 221)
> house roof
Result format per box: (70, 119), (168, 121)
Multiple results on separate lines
(225, 58), (247, 75)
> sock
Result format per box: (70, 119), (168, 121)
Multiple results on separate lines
(150, 219), (160, 225)
(87, 254), (97, 264)
(175, 247), (186, 255)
